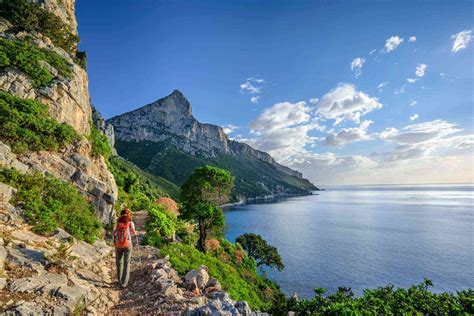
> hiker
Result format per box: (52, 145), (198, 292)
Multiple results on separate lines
(113, 208), (137, 288)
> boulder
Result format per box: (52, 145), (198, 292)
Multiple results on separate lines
(50, 285), (89, 310)
(4, 301), (45, 316)
(205, 277), (222, 293)
(235, 301), (252, 316)
(9, 272), (67, 293)
(6, 245), (46, 273)
(184, 265), (210, 292)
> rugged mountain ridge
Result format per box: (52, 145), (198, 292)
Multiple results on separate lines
(108, 90), (317, 199)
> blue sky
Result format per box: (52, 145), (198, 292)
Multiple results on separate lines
(76, 0), (473, 185)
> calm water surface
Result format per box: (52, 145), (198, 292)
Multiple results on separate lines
(225, 184), (474, 298)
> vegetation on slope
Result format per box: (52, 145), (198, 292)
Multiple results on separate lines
(114, 140), (316, 200)
(107, 156), (180, 212)
(0, 166), (101, 243)
(0, 92), (79, 154)
(286, 279), (474, 315)
(0, 0), (86, 66)
(161, 242), (285, 312)
(0, 38), (73, 87)
(89, 126), (113, 160)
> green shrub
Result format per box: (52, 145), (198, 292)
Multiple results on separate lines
(161, 242), (282, 311)
(88, 126), (113, 159)
(0, 92), (79, 154)
(144, 205), (176, 240)
(0, 0), (80, 55)
(0, 166), (101, 243)
(287, 280), (474, 315)
(0, 38), (72, 87)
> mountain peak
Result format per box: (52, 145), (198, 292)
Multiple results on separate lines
(159, 89), (192, 116)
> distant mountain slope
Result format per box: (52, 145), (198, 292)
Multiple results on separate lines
(108, 90), (318, 200)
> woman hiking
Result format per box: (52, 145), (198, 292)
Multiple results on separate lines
(113, 209), (137, 288)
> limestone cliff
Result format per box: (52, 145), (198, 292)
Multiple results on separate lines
(108, 90), (317, 198)
(0, 0), (117, 223)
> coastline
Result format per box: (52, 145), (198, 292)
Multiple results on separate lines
(221, 191), (318, 208)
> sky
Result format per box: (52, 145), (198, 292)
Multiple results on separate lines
(76, 0), (474, 185)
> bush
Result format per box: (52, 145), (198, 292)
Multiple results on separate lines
(0, 166), (102, 243)
(0, 92), (79, 154)
(161, 242), (282, 312)
(0, 38), (72, 87)
(88, 126), (113, 159)
(287, 279), (474, 315)
(0, 0), (80, 55)
(144, 205), (176, 240)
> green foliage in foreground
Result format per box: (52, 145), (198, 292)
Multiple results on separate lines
(144, 205), (176, 239)
(0, 166), (101, 243)
(160, 242), (285, 312)
(107, 156), (180, 212)
(88, 126), (113, 160)
(286, 280), (474, 315)
(0, 38), (72, 87)
(0, 0), (80, 56)
(236, 233), (284, 271)
(0, 92), (79, 154)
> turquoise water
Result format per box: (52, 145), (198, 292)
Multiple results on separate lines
(225, 184), (474, 298)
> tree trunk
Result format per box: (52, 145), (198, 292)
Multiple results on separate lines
(197, 222), (207, 252)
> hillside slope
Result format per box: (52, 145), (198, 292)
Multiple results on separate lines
(108, 90), (318, 200)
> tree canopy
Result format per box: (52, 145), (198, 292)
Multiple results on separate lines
(236, 233), (284, 271)
(180, 166), (234, 251)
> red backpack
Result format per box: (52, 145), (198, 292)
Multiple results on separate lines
(114, 222), (131, 248)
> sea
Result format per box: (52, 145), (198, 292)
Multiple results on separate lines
(224, 184), (474, 298)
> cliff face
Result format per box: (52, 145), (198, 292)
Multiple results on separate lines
(109, 90), (317, 198)
(0, 0), (117, 223)
(109, 90), (305, 180)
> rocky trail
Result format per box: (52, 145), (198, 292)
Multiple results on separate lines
(0, 197), (260, 316)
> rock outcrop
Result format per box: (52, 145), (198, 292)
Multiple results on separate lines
(0, 0), (117, 223)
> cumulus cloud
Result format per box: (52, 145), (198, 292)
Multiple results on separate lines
(315, 83), (382, 125)
(350, 57), (366, 77)
(409, 36), (417, 42)
(325, 120), (373, 147)
(250, 96), (260, 104)
(385, 36), (404, 52)
(410, 101), (417, 106)
(409, 114), (419, 121)
(451, 30), (472, 52)
(415, 63), (427, 77)
(407, 78), (418, 83)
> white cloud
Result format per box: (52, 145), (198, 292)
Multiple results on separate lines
(409, 36), (417, 42)
(379, 120), (461, 145)
(222, 124), (238, 134)
(407, 78), (418, 83)
(385, 36), (404, 52)
(309, 98), (319, 104)
(250, 96), (260, 104)
(394, 84), (406, 95)
(377, 82), (389, 92)
(440, 72), (446, 77)
(350, 57), (366, 77)
(409, 114), (419, 121)
(409, 101), (417, 106)
(240, 77), (264, 94)
(325, 120), (373, 147)
(415, 63), (427, 77)
(369, 49), (377, 55)
(315, 83), (382, 125)
(451, 30), (472, 52)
